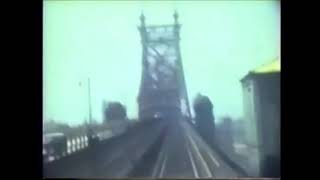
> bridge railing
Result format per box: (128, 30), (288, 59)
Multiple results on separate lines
(43, 127), (124, 163)
(43, 135), (89, 162)
(67, 135), (89, 154)
(43, 119), (169, 178)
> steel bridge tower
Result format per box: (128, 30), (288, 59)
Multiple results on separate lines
(137, 11), (191, 121)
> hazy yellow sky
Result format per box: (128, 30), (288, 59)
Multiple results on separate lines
(43, 1), (280, 126)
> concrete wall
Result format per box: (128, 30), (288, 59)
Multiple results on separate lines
(241, 73), (280, 177)
(242, 79), (259, 148)
(242, 78), (261, 176)
(255, 73), (280, 177)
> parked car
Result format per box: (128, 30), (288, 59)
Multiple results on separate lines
(43, 132), (67, 159)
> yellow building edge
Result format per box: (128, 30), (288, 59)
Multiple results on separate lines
(241, 57), (280, 82)
(251, 57), (281, 74)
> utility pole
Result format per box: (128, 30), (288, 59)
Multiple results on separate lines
(86, 78), (94, 145)
(79, 78), (95, 145)
(78, 78), (92, 125)
(88, 78), (92, 124)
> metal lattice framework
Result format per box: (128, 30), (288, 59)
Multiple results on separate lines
(137, 12), (191, 120)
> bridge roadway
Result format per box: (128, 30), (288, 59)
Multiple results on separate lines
(150, 117), (240, 178)
(43, 117), (244, 178)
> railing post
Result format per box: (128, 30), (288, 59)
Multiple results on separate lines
(67, 139), (71, 154)
(85, 136), (88, 147)
(72, 139), (76, 152)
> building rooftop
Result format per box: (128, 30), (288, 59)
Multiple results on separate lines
(251, 57), (280, 74)
(241, 57), (280, 82)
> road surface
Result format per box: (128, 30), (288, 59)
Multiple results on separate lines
(151, 117), (241, 178)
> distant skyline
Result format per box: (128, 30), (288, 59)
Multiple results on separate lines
(43, 1), (280, 126)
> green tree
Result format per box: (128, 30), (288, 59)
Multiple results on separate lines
(103, 101), (127, 122)
(193, 94), (215, 146)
